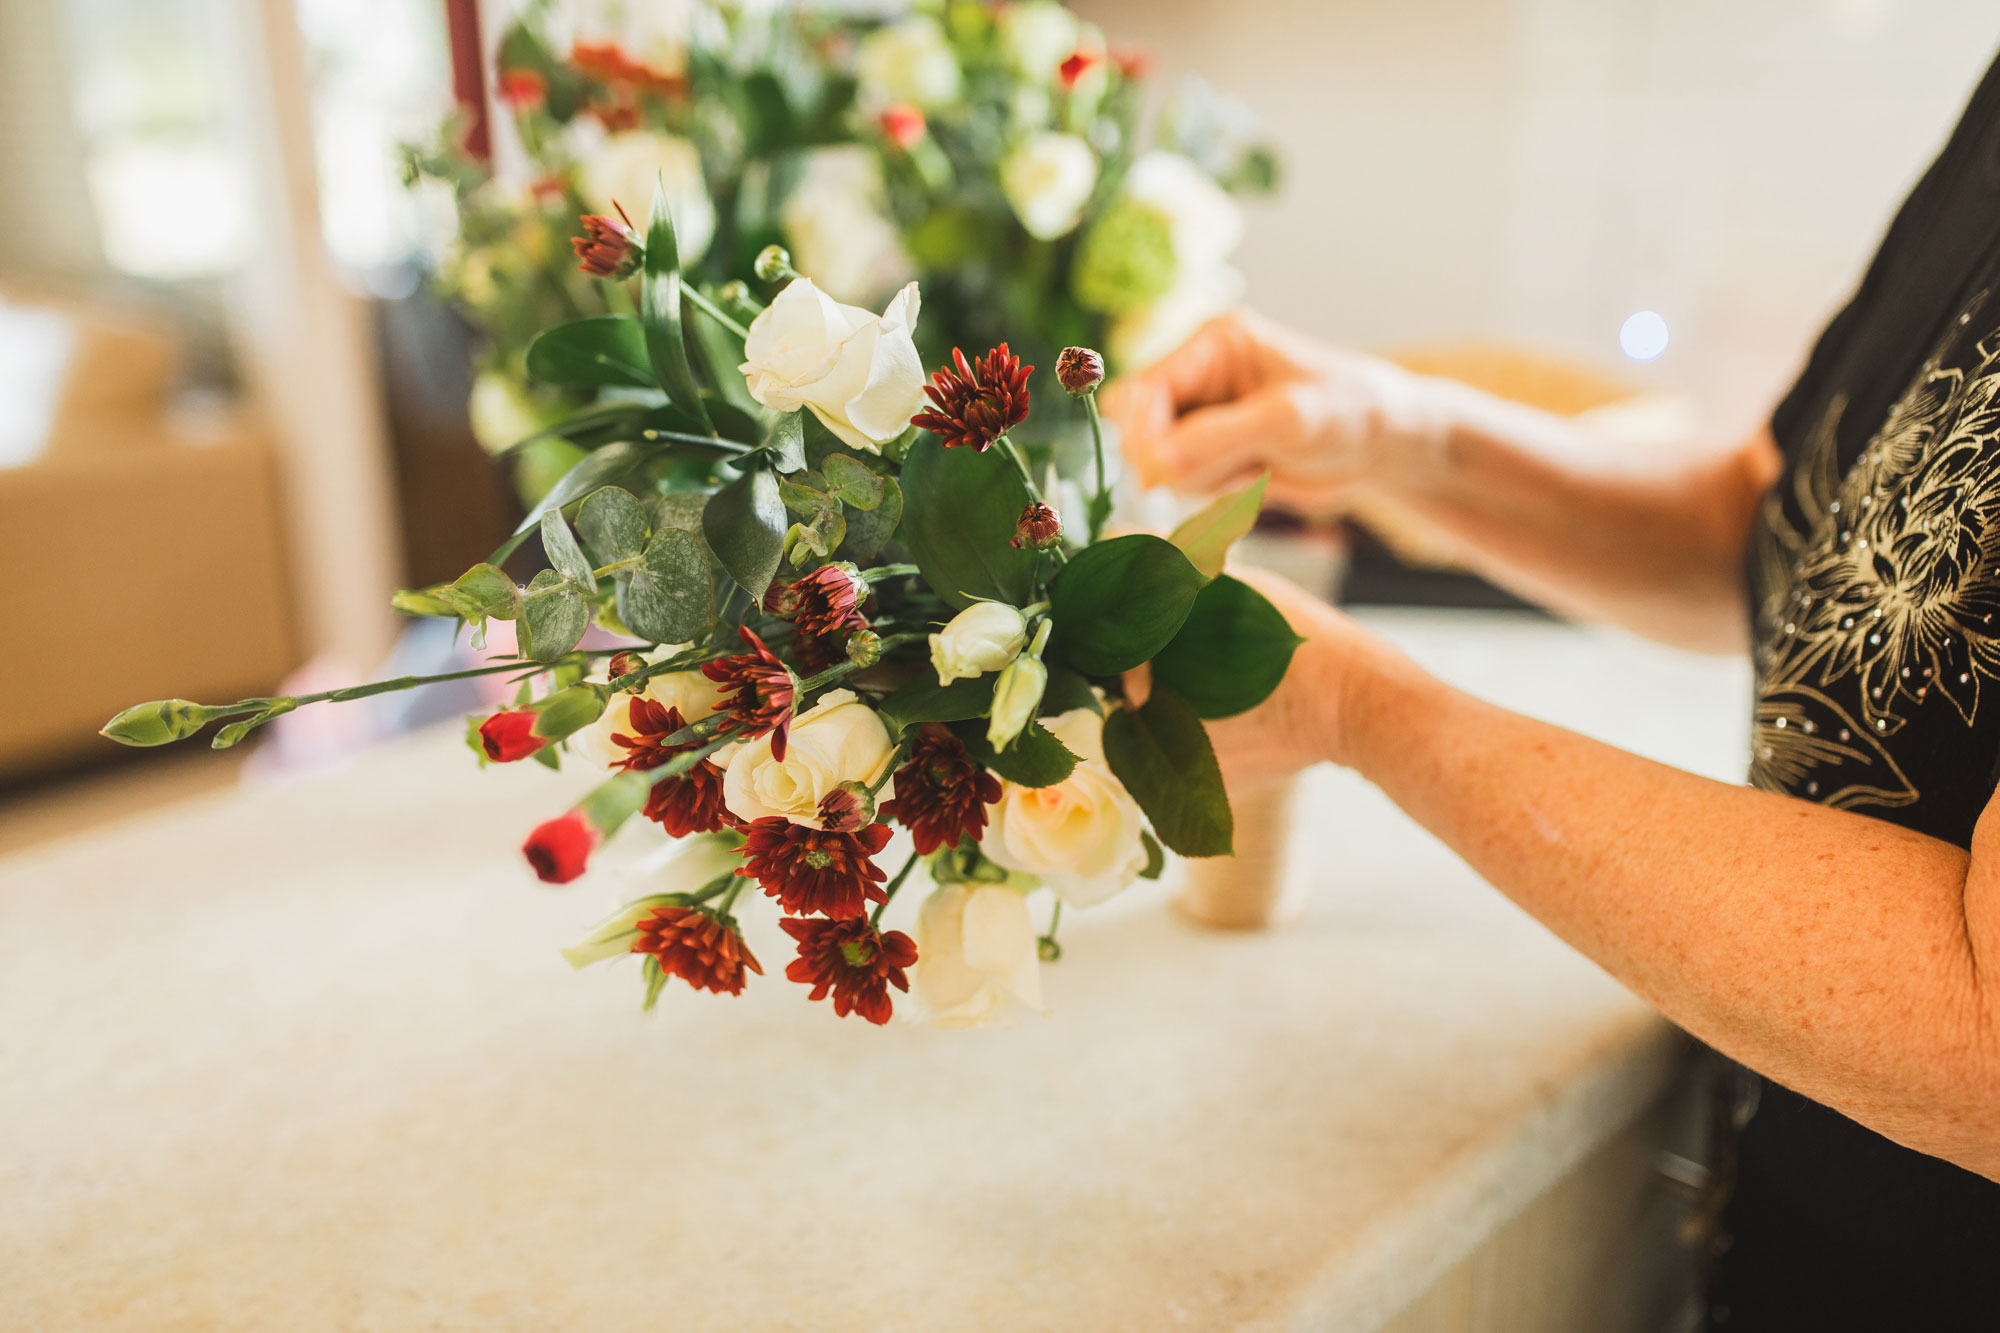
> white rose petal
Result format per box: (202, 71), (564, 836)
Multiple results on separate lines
(575, 667), (725, 768)
(740, 278), (927, 453)
(857, 16), (962, 108)
(721, 688), (895, 827)
(1122, 150), (1244, 271)
(781, 146), (914, 305)
(913, 883), (1045, 1028)
(1001, 132), (1097, 241)
(982, 707), (1149, 907)
(578, 129), (715, 263)
(930, 602), (1029, 686)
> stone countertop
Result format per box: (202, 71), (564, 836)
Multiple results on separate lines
(0, 611), (1749, 1331)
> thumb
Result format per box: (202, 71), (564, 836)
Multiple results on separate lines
(1133, 384), (1306, 493)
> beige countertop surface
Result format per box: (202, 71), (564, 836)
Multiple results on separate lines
(0, 611), (1750, 1331)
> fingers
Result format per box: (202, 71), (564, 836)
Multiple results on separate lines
(1103, 314), (1255, 462)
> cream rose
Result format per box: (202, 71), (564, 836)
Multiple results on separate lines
(578, 129), (716, 264)
(780, 146), (914, 305)
(982, 707), (1149, 906)
(721, 689), (894, 827)
(1001, 132), (1097, 241)
(575, 667), (724, 768)
(997, 1), (1080, 79)
(856, 16), (962, 109)
(740, 279), (927, 453)
(930, 601), (1028, 686)
(913, 884), (1044, 1028)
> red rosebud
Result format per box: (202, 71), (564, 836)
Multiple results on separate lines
(910, 345), (1033, 452)
(571, 205), (641, 279)
(880, 723), (1004, 855)
(878, 103), (926, 149)
(523, 810), (599, 885)
(782, 917), (918, 1024)
(479, 709), (547, 763)
(1056, 345), (1105, 397)
(633, 904), (762, 996)
(782, 564), (869, 640)
(1057, 50), (1101, 91)
(1111, 47), (1151, 80)
(702, 627), (798, 760)
(738, 818), (894, 919)
(609, 699), (731, 838)
(497, 68), (547, 110)
(1011, 501), (1063, 551)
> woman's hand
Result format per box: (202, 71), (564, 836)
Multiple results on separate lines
(1104, 309), (1452, 516)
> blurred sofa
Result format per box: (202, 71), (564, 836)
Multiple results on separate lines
(0, 289), (297, 779)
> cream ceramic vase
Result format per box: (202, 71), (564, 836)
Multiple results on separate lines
(1174, 777), (1307, 930)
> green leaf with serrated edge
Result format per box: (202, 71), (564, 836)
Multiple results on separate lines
(524, 316), (656, 390)
(519, 568), (588, 662)
(1168, 473), (1267, 579)
(1150, 575), (1305, 719)
(1138, 829), (1166, 879)
(897, 436), (1039, 610)
(877, 673), (996, 735)
(493, 439), (654, 563)
(1102, 687), (1233, 857)
(836, 474), (902, 561)
(641, 178), (713, 431)
(956, 720), (1078, 789)
(1038, 665), (1100, 717)
(822, 453), (884, 510)
(761, 411), (807, 473)
(541, 510), (597, 594)
(576, 487), (650, 565)
(624, 526), (712, 643)
(703, 464), (787, 601)
(1048, 534), (1208, 676)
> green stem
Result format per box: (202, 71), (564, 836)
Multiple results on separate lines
(862, 563), (920, 585)
(227, 651), (624, 721)
(796, 633), (924, 693)
(1084, 394), (1112, 543)
(641, 427), (756, 452)
(871, 850), (924, 926)
(683, 285), (753, 340)
(715, 877), (750, 920)
(1038, 898), (1064, 962)
(680, 871), (738, 907)
(995, 434), (1039, 499)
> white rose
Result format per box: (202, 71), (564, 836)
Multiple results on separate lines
(1123, 150), (1244, 272)
(930, 602), (1029, 686)
(780, 146), (914, 305)
(998, 1), (1079, 79)
(982, 707), (1149, 906)
(856, 16), (962, 108)
(578, 129), (715, 263)
(576, 667), (724, 768)
(740, 278), (927, 454)
(722, 689), (894, 826)
(1001, 133), (1097, 241)
(913, 884), (1044, 1028)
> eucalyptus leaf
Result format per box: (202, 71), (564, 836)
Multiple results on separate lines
(823, 453), (884, 510)
(1102, 687), (1233, 857)
(836, 474), (902, 561)
(576, 486), (651, 565)
(519, 568), (589, 662)
(541, 510), (598, 594)
(1150, 575), (1304, 718)
(623, 526), (713, 643)
(1168, 473), (1267, 579)
(702, 464), (787, 601)
(897, 436), (1039, 610)
(641, 178), (713, 431)
(493, 439), (654, 563)
(1048, 534), (1208, 676)
(524, 316), (656, 390)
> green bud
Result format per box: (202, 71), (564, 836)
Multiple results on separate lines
(845, 629), (883, 668)
(987, 638), (1049, 751)
(211, 698), (298, 750)
(753, 245), (794, 283)
(100, 699), (223, 748)
(1070, 197), (1177, 317)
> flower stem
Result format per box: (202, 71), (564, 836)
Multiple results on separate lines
(1038, 898), (1064, 963)
(1084, 395), (1112, 543)
(715, 877), (750, 920)
(640, 427), (756, 452)
(862, 563), (920, 585)
(995, 434), (1039, 499)
(682, 285), (752, 340)
(871, 850), (924, 926)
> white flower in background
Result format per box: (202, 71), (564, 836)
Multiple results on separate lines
(1001, 132), (1098, 241)
(998, 1), (1080, 79)
(559, 832), (743, 969)
(739, 278), (926, 453)
(575, 666), (724, 768)
(913, 883), (1045, 1028)
(578, 129), (716, 263)
(930, 602), (1028, 685)
(856, 15), (962, 108)
(1109, 264), (1246, 370)
(467, 368), (550, 456)
(780, 146), (914, 305)
(721, 689), (895, 826)
(1104, 151), (1248, 368)
(983, 707), (1149, 906)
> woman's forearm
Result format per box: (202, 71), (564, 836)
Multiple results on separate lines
(1334, 649), (2000, 1177)
(1363, 382), (1781, 653)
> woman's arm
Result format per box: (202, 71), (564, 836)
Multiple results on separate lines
(1109, 311), (1782, 653)
(1212, 572), (2000, 1179)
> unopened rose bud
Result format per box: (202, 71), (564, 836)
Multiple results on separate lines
(571, 207), (642, 279)
(818, 781), (878, 833)
(987, 648), (1048, 751)
(930, 602), (1028, 686)
(845, 628), (883, 668)
(523, 810), (600, 885)
(754, 245), (794, 283)
(1011, 501), (1063, 550)
(1056, 346), (1105, 397)
(607, 651), (647, 684)
(100, 699), (222, 748)
(479, 709), (548, 763)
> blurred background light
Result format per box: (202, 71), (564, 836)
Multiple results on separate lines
(1619, 309), (1670, 363)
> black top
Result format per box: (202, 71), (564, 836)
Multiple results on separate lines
(1721, 48), (2000, 1332)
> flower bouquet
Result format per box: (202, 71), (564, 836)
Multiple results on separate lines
(104, 191), (1301, 1028)
(404, 0), (1277, 497)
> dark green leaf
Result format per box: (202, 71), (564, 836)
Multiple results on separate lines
(1150, 575), (1304, 718)
(1039, 665), (1101, 717)
(823, 453), (884, 510)
(836, 474), (902, 561)
(641, 178), (713, 431)
(524, 316), (655, 390)
(493, 439), (655, 563)
(778, 469), (835, 516)
(1048, 534), (1208, 676)
(702, 464), (787, 601)
(956, 720), (1078, 789)
(877, 673), (996, 734)
(897, 436), (1039, 610)
(761, 411), (807, 473)
(519, 568), (589, 662)
(623, 526), (713, 644)
(1102, 687), (1233, 856)
(541, 510), (597, 594)
(576, 487), (651, 565)
(1138, 829), (1166, 879)
(687, 302), (762, 420)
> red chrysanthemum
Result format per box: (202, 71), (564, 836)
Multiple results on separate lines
(781, 917), (918, 1025)
(609, 698), (730, 837)
(701, 627), (797, 760)
(783, 564), (869, 640)
(1011, 501), (1063, 551)
(497, 68), (548, 110)
(1057, 50), (1101, 91)
(523, 810), (598, 885)
(910, 345), (1033, 452)
(571, 205), (641, 279)
(632, 904), (762, 996)
(479, 709), (547, 763)
(879, 723), (1003, 855)
(738, 818), (894, 919)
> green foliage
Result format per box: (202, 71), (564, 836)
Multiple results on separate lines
(1102, 686), (1233, 857)
(1138, 829), (1166, 880)
(640, 179), (713, 432)
(576, 486), (650, 564)
(876, 672), (996, 734)
(540, 510), (598, 594)
(531, 685), (607, 741)
(1169, 473), (1266, 579)
(759, 410), (807, 473)
(519, 568), (589, 661)
(956, 720), (1078, 789)
(495, 439), (656, 564)
(1070, 198), (1177, 316)
(822, 453), (884, 509)
(702, 464), (787, 601)
(524, 317), (656, 390)
(897, 437), (1040, 610)
(623, 526), (714, 644)
(1149, 575), (1303, 718)
(1048, 534), (1207, 676)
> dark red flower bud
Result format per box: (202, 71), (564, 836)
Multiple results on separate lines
(818, 781), (878, 833)
(607, 651), (647, 684)
(479, 709), (547, 763)
(1011, 501), (1063, 551)
(1056, 345), (1105, 397)
(880, 722), (1004, 855)
(878, 103), (926, 149)
(910, 345), (1032, 452)
(571, 205), (641, 279)
(523, 810), (599, 885)
(701, 626), (798, 760)
(782, 563), (869, 640)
